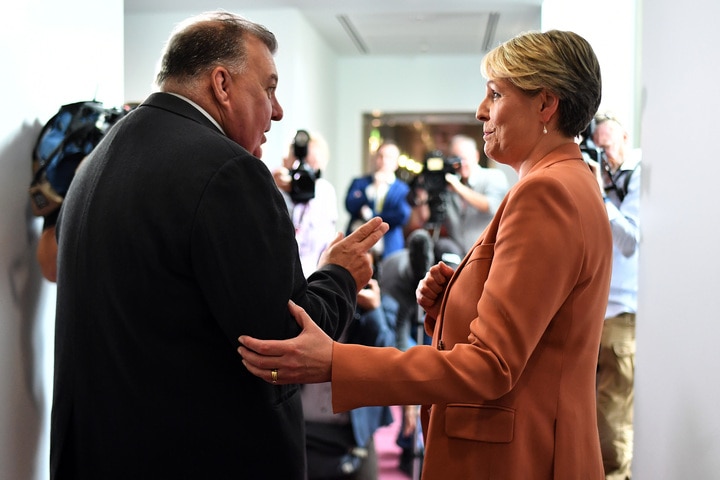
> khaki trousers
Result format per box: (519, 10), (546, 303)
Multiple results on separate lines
(597, 312), (635, 480)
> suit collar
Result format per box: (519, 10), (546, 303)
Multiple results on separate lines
(525, 143), (583, 176)
(141, 92), (223, 135)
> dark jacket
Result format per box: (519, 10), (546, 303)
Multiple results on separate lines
(51, 93), (356, 479)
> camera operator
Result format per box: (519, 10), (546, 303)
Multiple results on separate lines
(408, 134), (509, 260)
(273, 130), (337, 277)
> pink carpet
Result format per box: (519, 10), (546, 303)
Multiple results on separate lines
(374, 405), (414, 480)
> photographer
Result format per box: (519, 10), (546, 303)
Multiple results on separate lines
(273, 130), (337, 277)
(588, 112), (641, 480)
(408, 134), (509, 259)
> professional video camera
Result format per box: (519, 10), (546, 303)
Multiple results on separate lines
(289, 129), (319, 203)
(412, 150), (461, 225)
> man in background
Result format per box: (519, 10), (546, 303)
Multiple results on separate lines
(273, 130), (337, 277)
(345, 140), (412, 260)
(407, 134), (509, 261)
(592, 112), (641, 480)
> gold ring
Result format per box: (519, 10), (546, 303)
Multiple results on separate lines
(271, 369), (278, 384)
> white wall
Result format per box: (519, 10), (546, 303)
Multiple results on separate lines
(635, 1), (720, 477)
(542, 0), (640, 143)
(0, 1), (124, 479)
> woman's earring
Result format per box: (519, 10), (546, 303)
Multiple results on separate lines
(543, 124), (548, 134)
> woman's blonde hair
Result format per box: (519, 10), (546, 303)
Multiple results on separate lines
(482, 30), (601, 137)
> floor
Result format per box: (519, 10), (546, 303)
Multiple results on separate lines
(374, 405), (420, 480)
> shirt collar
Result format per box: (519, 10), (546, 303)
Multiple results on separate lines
(166, 92), (225, 134)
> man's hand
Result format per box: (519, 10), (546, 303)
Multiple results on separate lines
(356, 278), (381, 311)
(238, 300), (333, 385)
(272, 166), (291, 192)
(444, 172), (462, 191)
(318, 217), (388, 291)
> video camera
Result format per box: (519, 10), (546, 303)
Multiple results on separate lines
(289, 129), (319, 203)
(414, 150), (461, 224)
(422, 150), (460, 195)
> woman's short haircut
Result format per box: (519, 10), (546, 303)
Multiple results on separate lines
(155, 10), (277, 88)
(481, 30), (602, 138)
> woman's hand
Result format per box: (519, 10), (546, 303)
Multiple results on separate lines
(238, 301), (334, 385)
(416, 261), (455, 320)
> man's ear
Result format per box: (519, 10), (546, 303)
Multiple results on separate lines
(210, 66), (232, 105)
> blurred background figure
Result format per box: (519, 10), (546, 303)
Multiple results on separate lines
(442, 134), (509, 253)
(591, 112), (641, 480)
(345, 140), (412, 261)
(304, 275), (398, 480)
(406, 134), (509, 264)
(273, 130), (338, 277)
(276, 133), (398, 479)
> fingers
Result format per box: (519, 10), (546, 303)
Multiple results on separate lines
(319, 218), (387, 291)
(237, 301), (326, 386)
(424, 262), (453, 293)
(346, 217), (389, 250)
(416, 262), (454, 312)
(238, 300), (309, 354)
(325, 231), (345, 249)
(435, 261), (456, 278)
(288, 299), (308, 325)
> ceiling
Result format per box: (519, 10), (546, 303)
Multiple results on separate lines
(124, 0), (543, 56)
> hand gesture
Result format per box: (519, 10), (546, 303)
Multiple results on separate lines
(318, 217), (388, 291)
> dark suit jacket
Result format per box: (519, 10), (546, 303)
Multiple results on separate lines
(331, 144), (612, 479)
(51, 93), (357, 479)
(344, 175), (411, 257)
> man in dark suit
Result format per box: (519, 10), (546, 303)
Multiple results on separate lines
(50, 11), (387, 480)
(344, 141), (412, 259)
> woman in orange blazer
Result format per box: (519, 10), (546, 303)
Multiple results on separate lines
(239, 30), (611, 479)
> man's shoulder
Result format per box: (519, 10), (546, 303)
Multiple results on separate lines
(315, 177), (337, 196)
(620, 148), (642, 172)
(470, 164), (508, 186)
